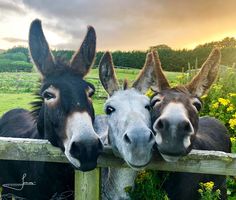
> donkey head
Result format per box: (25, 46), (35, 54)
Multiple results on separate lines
(29, 19), (103, 171)
(99, 52), (156, 170)
(150, 49), (221, 162)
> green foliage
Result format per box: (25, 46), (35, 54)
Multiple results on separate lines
(3, 37), (236, 72)
(0, 52), (28, 62)
(0, 59), (33, 72)
(128, 171), (168, 200)
(200, 67), (236, 135)
(198, 181), (221, 200)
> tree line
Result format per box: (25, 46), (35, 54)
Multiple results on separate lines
(1, 37), (236, 72)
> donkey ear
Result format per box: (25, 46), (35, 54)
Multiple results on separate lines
(152, 51), (170, 92)
(186, 48), (221, 97)
(132, 52), (157, 93)
(99, 52), (119, 96)
(70, 26), (96, 77)
(29, 19), (55, 76)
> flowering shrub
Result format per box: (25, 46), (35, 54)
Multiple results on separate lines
(198, 181), (221, 200)
(201, 92), (236, 135)
(127, 171), (169, 200)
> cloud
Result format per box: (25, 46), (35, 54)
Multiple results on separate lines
(0, 0), (26, 16)
(2, 0), (236, 50)
(3, 37), (27, 43)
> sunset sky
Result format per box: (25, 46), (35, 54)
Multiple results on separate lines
(1, 0), (236, 51)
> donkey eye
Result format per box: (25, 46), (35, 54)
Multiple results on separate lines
(145, 105), (151, 111)
(88, 90), (95, 97)
(42, 91), (56, 100)
(105, 106), (115, 115)
(151, 99), (160, 107)
(150, 94), (163, 107)
(193, 102), (202, 111)
(151, 97), (162, 107)
(87, 85), (95, 97)
(192, 99), (202, 112)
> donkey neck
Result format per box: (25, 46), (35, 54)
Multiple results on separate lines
(94, 115), (138, 200)
(102, 168), (137, 200)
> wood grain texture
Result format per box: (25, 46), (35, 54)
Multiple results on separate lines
(0, 137), (235, 176)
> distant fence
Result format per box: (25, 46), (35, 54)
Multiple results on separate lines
(0, 137), (235, 200)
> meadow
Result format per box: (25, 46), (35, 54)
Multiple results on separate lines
(0, 67), (236, 199)
(0, 69), (181, 116)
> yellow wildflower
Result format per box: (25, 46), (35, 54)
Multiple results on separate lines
(227, 105), (234, 112)
(203, 181), (214, 190)
(198, 189), (203, 194)
(230, 137), (236, 143)
(218, 98), (230, 106)
(229, 93), (236, 97)
(212, 102), (219, 109)
(145, 88), (155, 98)
(229, 118), (236, 130)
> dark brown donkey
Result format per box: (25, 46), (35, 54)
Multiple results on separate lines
(0, 19), (102, 199)
(150, 49), (231, 200)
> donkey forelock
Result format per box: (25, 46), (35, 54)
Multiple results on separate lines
(29, 19), (103, 171)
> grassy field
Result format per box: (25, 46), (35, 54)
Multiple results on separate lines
(0, 69), (181, 116)
(0, 93), (105, 115)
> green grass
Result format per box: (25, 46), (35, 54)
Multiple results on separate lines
(0, 70), (182, 93)
(0, 69), (181, 116)
(0, 93), (105, 116)
(0, 93), (34, 115)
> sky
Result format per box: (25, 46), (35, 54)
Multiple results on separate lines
(1, 0), (236, 51)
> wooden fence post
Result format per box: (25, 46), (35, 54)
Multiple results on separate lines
(74, 168), (101, 200)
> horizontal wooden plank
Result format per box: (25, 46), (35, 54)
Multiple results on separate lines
(0, 137), (235, 176)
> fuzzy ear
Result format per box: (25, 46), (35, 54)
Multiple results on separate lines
(99, 52), (119, 96)
(70, 26), (96, 77)
(152, 51), (170, 92)
(185, 48), (221, 97)
(29, 19), (56, 76)
(132, 52), (157, 93)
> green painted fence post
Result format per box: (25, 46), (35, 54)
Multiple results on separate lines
(74, 168), (101, 200)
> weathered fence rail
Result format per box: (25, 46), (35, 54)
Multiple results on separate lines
(0, 137), (235, 199)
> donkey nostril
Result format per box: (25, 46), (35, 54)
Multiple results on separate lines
(183, 121), (192, 132)
(70, 141), (81, 156)
(124, 133), (132, 144)
(157, 119), (164, 130)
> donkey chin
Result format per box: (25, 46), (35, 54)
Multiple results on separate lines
(123, 151), (153, 171)
(158, 145), (192, 163)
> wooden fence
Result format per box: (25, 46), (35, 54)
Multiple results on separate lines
(0, 137), (236, 199)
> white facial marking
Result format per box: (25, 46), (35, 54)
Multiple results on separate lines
(160, 153), (180, 162)
(154, 131), (162, 145)
(161, 102), (189, 124)
(64, 112), (99, 168)
(43, 85), (59, 105)
(154, 102), (194, 134)
(105, 89), (152, 166)
(183, 135), (191, 149)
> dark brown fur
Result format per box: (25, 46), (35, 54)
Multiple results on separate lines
(150, 49), (230, 200)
